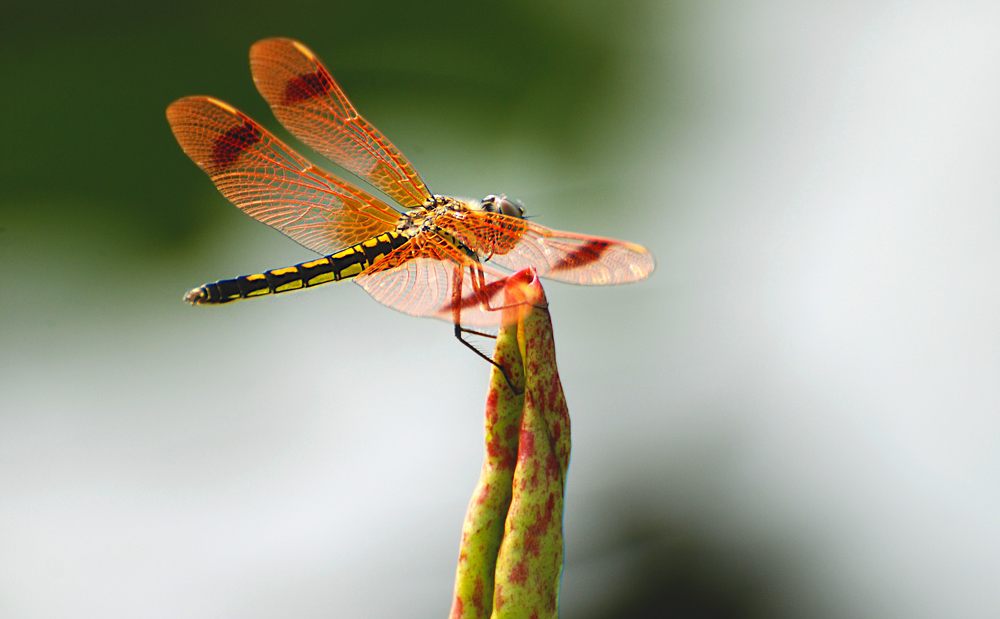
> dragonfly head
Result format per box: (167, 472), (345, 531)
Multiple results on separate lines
(479, 194), (526, 219)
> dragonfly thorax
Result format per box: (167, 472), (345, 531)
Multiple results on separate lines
(391, 194), (529, 260)
(395, 195), (463, 237)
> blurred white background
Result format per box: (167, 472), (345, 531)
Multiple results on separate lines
(2, 2), (999, 617)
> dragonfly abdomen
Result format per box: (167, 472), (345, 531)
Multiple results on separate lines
(185, 232), (408, 305)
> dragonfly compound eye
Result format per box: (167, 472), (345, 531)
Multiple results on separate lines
(496, 197), (525, 219)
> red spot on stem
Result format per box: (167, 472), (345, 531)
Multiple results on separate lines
(475, 483), (491, 506)
(509, 559), (529, 584)
(472, 577), (484, 612)
(519, 428), (536, 459)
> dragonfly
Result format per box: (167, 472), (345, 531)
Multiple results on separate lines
(167, 38), (654, 368)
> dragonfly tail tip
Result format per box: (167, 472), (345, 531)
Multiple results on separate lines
(184, 287), (208, 305)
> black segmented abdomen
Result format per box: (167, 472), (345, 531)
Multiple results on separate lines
(185, 232), (408, 305)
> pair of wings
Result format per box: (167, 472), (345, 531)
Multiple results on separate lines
(167, 38), (653, 327)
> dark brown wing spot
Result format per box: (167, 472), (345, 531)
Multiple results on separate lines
(282, 69), (334, 105)
(551, 240), (611, 272)
(211, 120), (262, 170)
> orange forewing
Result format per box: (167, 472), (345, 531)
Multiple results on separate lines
(166, 96), (401, 255)
(250, 38), (433, 209)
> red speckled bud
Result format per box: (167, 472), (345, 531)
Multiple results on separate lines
(450, 268), (569, 619)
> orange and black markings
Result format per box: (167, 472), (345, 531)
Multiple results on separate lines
(186, 232), (408, 305)
(168, 38), (655, 324)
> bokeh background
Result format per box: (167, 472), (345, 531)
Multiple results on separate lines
(3, 1), (999, 617)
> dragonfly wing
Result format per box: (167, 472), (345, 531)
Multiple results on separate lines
(167, 96), (401, 255)
(438, 211), (655, 285)
(250, 38), (433, 209)
(498, 221), (655, 284)
(354, 234), (512, 329)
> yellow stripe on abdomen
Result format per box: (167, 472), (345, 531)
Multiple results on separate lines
(184, 232), (408, 305)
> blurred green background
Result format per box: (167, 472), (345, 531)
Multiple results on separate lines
(3, 1), (1000, 618)
(0, 0), (661, 251)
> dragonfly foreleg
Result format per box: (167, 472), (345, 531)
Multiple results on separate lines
(459, 327), (497, 340)
(452, 264), (521, 394)
(453, 323), (520, 394)
(467, 263), (524, 314)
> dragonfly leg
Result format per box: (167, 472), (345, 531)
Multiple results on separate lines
(454, 323), (521, 394)
(459, 327), (496, 340)
(452, 265), (521, 394)
(467, 263), (526, 314)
